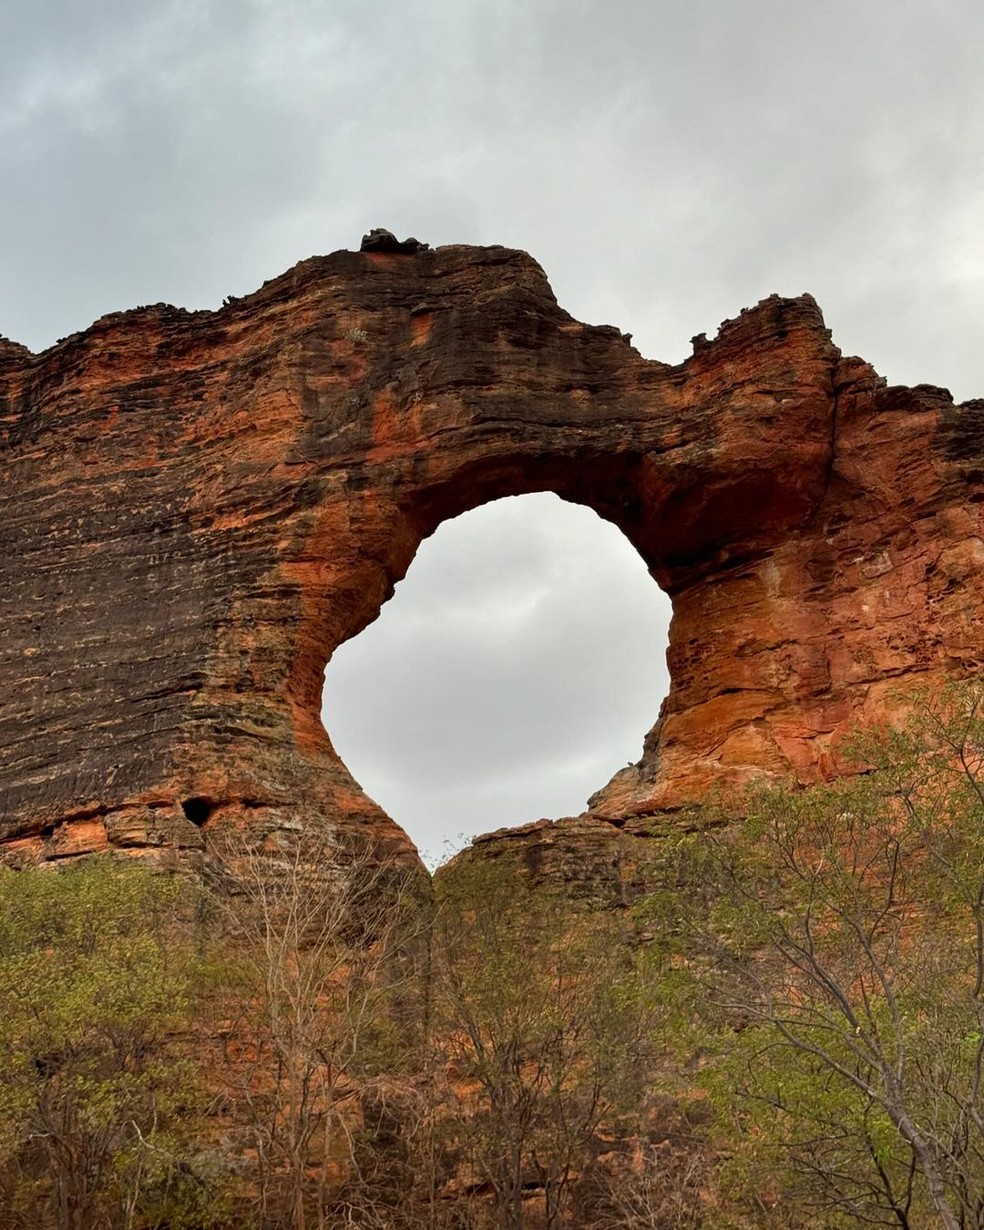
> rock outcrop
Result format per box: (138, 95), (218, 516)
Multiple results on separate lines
(1, 241), (981, 868)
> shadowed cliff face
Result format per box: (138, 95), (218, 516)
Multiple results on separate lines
(0, 243), (981, 869)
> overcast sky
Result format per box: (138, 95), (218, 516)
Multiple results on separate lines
(4, 1), (984, 864)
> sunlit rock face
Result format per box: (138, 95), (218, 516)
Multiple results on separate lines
(0, 241), (981, 867)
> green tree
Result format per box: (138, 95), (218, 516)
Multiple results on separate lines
(657, 683), (984, 1229)
(0, 859), (217, 1230)
(431, 855), (657, 1230)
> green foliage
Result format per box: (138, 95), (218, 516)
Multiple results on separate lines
(9, 683), (984, 1228)
(653, 681), (984, 1229)
(0, 859), (224, 1229)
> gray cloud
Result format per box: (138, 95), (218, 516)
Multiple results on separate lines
(4, 0), (983, 858)
(325, 496), (669, 864)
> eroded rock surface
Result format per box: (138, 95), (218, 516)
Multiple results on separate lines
(1, 242), (981, 867)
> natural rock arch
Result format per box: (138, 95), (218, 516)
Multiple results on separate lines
(0, 242), (981, 869)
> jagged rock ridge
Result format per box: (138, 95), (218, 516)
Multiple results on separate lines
(1, 241), (981, 868)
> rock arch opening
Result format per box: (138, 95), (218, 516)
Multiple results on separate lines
(322, 494), (671, 865)
(3, 242), (976, 876)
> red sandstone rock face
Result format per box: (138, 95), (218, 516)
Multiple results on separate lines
(0, 243), (981, 868)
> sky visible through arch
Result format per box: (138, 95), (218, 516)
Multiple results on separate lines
(4, 0), (984, 856)
(323, 495), (671, 866)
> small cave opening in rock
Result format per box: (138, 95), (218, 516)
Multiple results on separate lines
(181, 797), (216, 827)
(322, 493), (671, 867)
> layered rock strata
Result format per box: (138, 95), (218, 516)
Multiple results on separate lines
(1, 242), (981, 867)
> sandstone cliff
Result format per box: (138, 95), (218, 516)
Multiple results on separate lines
(1, 239), (981, 868)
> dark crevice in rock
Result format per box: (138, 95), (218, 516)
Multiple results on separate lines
(181, 797), (216, 827)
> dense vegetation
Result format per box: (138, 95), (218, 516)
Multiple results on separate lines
(1, 683), (982, 1228)
(653, 680), (984, 1229)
